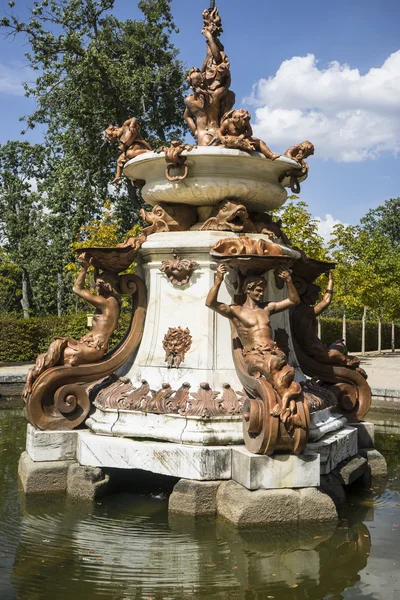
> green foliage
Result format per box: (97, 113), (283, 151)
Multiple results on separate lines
(0, 248), (21, 314)
(361, 198), (400, 249)
(0, 312), (131, 363)
(1, 0), (188, 220)
(320, 317), (400, 353)
(271, 199), (328, 260)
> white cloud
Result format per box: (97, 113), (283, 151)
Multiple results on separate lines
(315, 214), (348, 243)
(0, 61), (34, 96)
(246, 51), (400, 162)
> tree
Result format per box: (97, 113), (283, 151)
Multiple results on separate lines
(0, 248), (21, 314)
(329, 223), (399, 352)
(1, 0), (188, 221)
(0, 141), (47, 317)
(361, 198), (400, 249)
(271, 199), (328, 261)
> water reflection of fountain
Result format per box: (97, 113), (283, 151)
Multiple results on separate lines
(12, 494), (371, 600)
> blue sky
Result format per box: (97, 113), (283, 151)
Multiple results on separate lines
(0, 0), (399, 238)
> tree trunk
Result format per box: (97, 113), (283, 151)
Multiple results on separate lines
(342, 307), (347, 345)
(21, 268), (30, 319)
(361, 305), (367, 356)
(57, 272), (63, 317)
(392, 319), (396, 353)
(317, 316), (321, 340)
(378, 312), (382, 354)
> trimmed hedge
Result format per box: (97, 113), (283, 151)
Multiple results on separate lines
(0, 314), (398, 363)
(320, 318), (399, 353)
(0, 313), (131, 363)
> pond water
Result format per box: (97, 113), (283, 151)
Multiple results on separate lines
(1, 409), (400, 600)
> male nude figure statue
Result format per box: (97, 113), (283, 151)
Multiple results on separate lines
(23, 253), (121, 398)
(206, 264), (302, 416)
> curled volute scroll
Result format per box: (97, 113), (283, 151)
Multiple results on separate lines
(24, 245), (147, 431)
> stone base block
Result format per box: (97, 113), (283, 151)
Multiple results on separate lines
(18, 451), (72, 495)
(306, 426), (358, 474)
(232, 446), (320, 489)
(67, 464), (110, 501)
(350, 422), (375, 449)
(216, 480), (337, 527)
(359, 449), (388, 479)
(333, 456), (368, 486)
(169, 480), (221, 516)
(77, 431), (232, 480)
(26, 425), (78, 462)
(308, 407), (347, 442)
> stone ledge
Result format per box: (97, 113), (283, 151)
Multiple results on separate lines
(26, 425), (78, 462)
(333, 455), (368, 486)
(77, 431), (232, 480)
(232, 446), (320, 489)
(306, 426), (358, 474)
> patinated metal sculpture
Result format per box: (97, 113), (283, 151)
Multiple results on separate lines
(105, 117), (152, 183)
(23, 253), (122, 399)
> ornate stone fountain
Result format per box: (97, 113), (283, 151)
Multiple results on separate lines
(19, 2), (386, 524)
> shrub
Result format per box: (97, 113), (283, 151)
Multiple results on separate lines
(0, 313), (131, 363)
(320, 318), (400, 353)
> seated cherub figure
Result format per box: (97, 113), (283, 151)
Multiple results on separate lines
(284, 141), (314, 174)
(105, 117), (152, 184)
(211, 109), (281, 160)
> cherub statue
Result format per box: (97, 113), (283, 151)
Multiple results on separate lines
(23, 253), (122, 398)
(184, 67), (233, 146)
(206, 264), (304, 427)
(291, 271), (361, 369)
(210, 109), (281, 160)
(284, 141), (315, 175)
(184, 5), (235, 146)
(105, 117), (152, 184)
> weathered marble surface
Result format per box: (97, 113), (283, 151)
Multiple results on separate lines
(77, 431), (232, 480)
(86, 408), (243, 445)
(307, 427), (358, 475)
(124, 147), (303, 211)
(308, 407), (347, 442)
(232, 446), (320, 489)
(26, 425), (78, 462)
(123, 231), (300, 393)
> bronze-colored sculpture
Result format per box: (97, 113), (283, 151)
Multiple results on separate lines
(280, 140), (315, 193)
(156, 141), (193, 182)
(140, 203), (198, 235)
(291, 271), (360, 368)
(163, 326), (192, 368)
(105, 117), (152, 183)
(206, 264), (303, 427)
(211, 236), (284, 258)
(211, 109), (281, 160)
(23, 253), (122, 398)
(284, 140), (315, 169)
(184, 5), (235, 146)
(201, 199), (256, 232)
(160, 252), (199, 286)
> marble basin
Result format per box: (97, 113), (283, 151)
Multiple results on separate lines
(123, 147), (306, 213)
